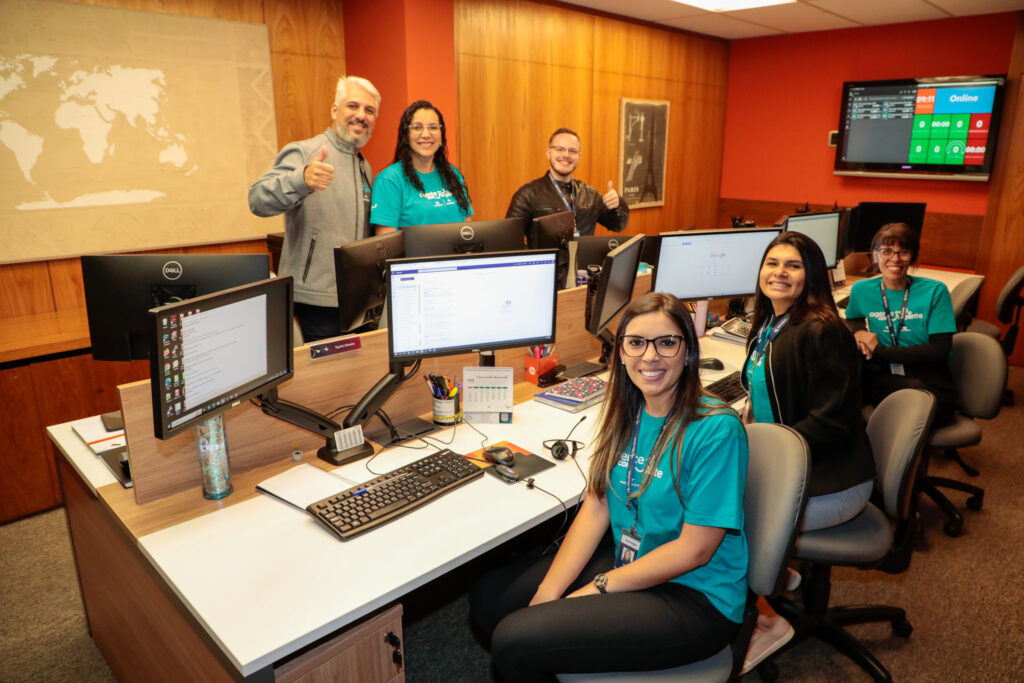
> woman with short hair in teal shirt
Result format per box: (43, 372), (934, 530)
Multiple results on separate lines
(846, 222), (957, 427)
(370, 100), (472, 232)
(469, 292), (748, 682)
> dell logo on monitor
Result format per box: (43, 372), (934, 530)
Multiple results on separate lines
(163, 261), (183, 280)
(609, 239), (619, 249)
(460, 225), (475, 241)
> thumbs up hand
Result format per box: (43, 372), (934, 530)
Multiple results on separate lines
(303, 145), (335, 191)
(602, 180), (620, 210)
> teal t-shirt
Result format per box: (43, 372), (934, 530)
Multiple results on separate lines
(745, 357), (773, 424)
(846, 275), (955, 347)
(607, 401), (749, 623)
(369, 162), (473, 228)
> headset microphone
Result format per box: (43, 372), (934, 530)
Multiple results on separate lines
(550, 415), (587, 460)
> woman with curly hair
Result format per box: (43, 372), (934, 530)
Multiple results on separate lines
(370, 100), (473, 231)
(469, 292), (749, 681)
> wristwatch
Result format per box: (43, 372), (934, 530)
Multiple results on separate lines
(593, 573), (608, 594)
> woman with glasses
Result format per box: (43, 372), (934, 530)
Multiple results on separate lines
(469, 292), (749, 681)
(739, 231), (875, 671)
(846, 222), (957, 427)
(370, 100), (472, 232)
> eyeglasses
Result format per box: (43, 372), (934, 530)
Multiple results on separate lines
(876, 247), (912, 261)
(409, 123), (441, 135)
(619, 335), (683, 358)
(548, 145), (580, 157)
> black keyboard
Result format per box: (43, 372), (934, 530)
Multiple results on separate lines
(706, 371), (747, 404)
(835, 295), (850, 309)
(307, 449), (484, 540)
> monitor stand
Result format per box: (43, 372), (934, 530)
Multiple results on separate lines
(563, 329), (614, 378)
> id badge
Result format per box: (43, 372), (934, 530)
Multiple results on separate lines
(890, 363), (905, 376)
(616, 529), (642, 567)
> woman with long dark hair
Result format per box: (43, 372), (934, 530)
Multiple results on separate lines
(370, 100), (472, 231)
(846, 222), (957, 427)
(739, 230), (875, 671)
(470, 292), (749, 682)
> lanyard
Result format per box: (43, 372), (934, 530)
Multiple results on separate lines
(880, 277), (911, 347)
(547, 172), (575, 215)
(748, 312), (790, 369)
(624, 412), (667, 533)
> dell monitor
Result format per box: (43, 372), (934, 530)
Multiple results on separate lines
(784, 211), (843, 269)
(83, 253), (270, 361)
(402, 217), (527, 257)
(845, 201), (927, 254)
(334, 231), (405, 332)
(150, 276), (345, 465)
(654, 228), (782, 301)
(527, 210), (575, 288)
(342, 250), (559, 454)
(575, 235), (626, 274)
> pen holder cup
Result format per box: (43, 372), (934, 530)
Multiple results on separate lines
(525, 353), (559, 385)
(432, 394), (462, 426)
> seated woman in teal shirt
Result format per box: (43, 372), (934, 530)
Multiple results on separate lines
(470, 292), (748, 682)
(845, 222), (957, 427)
(370, 100), (473, 231)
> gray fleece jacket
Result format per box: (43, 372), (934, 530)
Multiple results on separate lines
(248, 128), (373, 307)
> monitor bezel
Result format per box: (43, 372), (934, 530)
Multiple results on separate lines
(148, 276), (295, 440)
(384, 249), (559, 364)
(588, 234), (645, 335)
(783, 211), (843, 269)
(402, 217), (527, 257)
(653, 227), (783, 301)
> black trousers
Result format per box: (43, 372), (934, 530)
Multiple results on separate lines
(468, 533), (739, 683)
(293, 302), (341, 343)
(863, 371), (956, 428)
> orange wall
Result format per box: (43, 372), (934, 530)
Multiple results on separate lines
(342, 0), (458, 175)
(720, 13), (1016, 215)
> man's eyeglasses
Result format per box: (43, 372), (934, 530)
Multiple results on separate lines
(548, 145), (580, 157)
(619, 335), (683, 358)
(876, 247), (912, 261)
(409, 123), (441, 135)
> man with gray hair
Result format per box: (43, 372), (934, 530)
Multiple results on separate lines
(249, 76), (380, 342)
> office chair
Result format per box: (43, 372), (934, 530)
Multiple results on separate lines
(948, 276), (984, 331)
(921, 331), (1008, 537)
(557, 422), (810, 683)
(762, 389), (935, 683)
(967, 265), (1024, 405)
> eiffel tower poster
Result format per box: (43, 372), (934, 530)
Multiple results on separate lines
(618, 98), (669, 208)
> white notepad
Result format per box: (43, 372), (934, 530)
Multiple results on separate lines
(255, 464), (354, 510)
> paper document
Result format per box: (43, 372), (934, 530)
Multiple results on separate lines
(71, 416), (126, 455)
(256, 464), (354, 510)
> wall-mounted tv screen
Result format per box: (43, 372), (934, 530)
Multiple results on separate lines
(834, 74), (1005, 182)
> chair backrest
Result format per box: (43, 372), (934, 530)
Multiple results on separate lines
(949, 276), (984, 330)
(949, 331), (1008, 420)
(866, 389), (935, 521)
(743, 422), (810, 597)
(995, 264), (1024, 325)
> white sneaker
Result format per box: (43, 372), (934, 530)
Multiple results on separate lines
(742, 614), (795, 674)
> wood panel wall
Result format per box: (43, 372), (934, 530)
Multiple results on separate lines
(453, 0), (730, 235)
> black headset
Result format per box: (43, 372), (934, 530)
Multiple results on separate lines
(544, 415), (587, 461)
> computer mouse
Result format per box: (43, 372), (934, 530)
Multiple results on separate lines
(699, 357), (725, 371)
(494, 464), (520, 481)
(483, 445), (516, 467)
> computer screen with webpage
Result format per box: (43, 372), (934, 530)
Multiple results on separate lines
(387, 250), (558, 362)
(785, 212), (842, 268)
(654, 228), (781, 300)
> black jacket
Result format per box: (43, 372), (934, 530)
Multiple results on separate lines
(742, 317), (876, 497)
(505, 173), (628, 237)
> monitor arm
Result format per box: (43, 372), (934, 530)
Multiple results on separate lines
(343, 361), (410, 430)
(257, 388), (344, 463)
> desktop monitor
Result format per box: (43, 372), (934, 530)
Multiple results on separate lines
(148, 277), (294, 439)
(653, 228), (782, 300)
(402, 217), (527, 257)
(784, 211), (843, 268)
(587, 235), (645, 336)
(387, 250), (559, 363)
(527, 210), (575, 288)
(82, 254), (270, 361)
(575, 235), (626, 273)
(846, 202), (927, 253)
(334, 231), (405, 332)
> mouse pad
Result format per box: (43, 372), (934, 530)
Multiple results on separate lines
(465, 441), (555, 483)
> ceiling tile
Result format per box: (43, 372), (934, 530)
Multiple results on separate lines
(928, 0), (1024, 15)
(805, 0), (950, 25)
(728, 1), (861, 32)
(559, 0), (708, 22)
(661, 12), (787, 38)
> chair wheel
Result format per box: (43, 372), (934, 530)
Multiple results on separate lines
(944, 519), (963, 537)
(966, 494), (984, 511)
(756, 660), (780, 681)
(892, 619), (913, 638)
